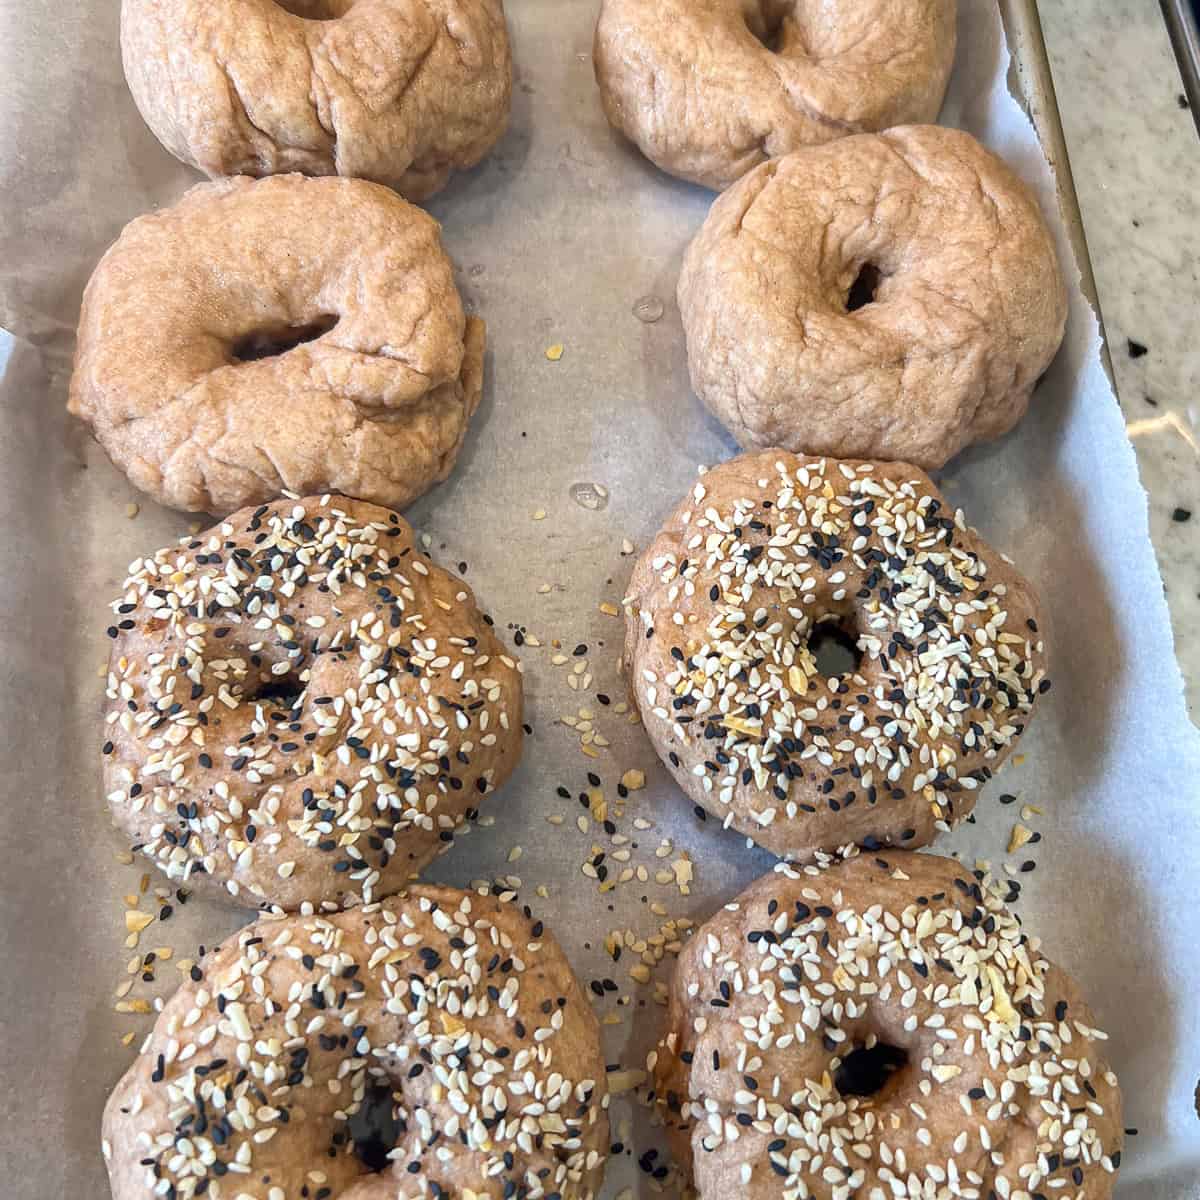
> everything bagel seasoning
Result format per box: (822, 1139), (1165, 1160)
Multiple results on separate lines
(623, 452), (1048, 861)
(102, 497), (524, 910)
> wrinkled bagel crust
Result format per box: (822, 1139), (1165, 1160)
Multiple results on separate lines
(103, 887), (610, 1200)
(652, 851), (1122, 1199)
(622, 451), (1047, 861)
(678, 126), (1068, 470)
(121, 0), (512, 200)
(70, 175), (485, 516)
(594, 0), (955, 191)
(102, 496), (524, 910)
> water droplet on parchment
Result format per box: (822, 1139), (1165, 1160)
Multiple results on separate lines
(633, 295), (664, 324)
(569, 482), (609, 511)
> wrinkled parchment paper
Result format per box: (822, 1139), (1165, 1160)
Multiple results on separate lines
(2, 2), (1199, 1196)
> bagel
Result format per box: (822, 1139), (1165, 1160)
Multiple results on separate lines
(103, 885), (611, 1199)
(652, 850), (1123, 1199)
(70, 175), (485, 516)
(622, 450), (1048, 861)
(594, 0), (956, 191)
(101, 495), (524, 910)
(120, 0), (512, 200)
(678, 125), (1068, 470)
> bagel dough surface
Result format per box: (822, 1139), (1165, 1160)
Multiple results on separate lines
(70, 175), (484, 516)
(678, 126), (1068, 469)
(595, 0), (956, 190)
(121, 0), (512, 199)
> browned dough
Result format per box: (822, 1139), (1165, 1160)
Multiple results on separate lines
(653, 850), (1123, 1199)
(104, 886), (610, 1199)
(121, 0), (512, 200)
(70, 175), (485, 516)
(678, 126), (1068, 470)
(594, 0), (956, 190)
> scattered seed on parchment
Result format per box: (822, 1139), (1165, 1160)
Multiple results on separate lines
(1008, 823), (1034, 852)
(545, 344), (564, 361)
(507, 846), (523, 863)
(532, 508), (547, 521)
(125, 503), (139, 519)
(620, 538), (635, 555)
(588, 789), (607, 822)
(124, 910), (154, 935)
(672, 856), (693, 894)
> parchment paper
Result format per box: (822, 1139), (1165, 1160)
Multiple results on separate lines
(2, 2), (1199, 1197)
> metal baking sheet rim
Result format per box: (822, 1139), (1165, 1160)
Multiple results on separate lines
(1002, 0), (1115, 386)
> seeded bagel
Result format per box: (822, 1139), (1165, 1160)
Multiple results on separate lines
(622, 451), (1048, 861)
(653, 850), (1123, 1198)
(104, 886), (610, 1199)
(102, 496), (523, 910)
(121, 0), (512, 200)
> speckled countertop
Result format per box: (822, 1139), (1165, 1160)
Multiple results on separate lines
(1040, 0), (1200, 714)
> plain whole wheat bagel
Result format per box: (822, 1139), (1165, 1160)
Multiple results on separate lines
(103, 886), (611, 1199)
(678, 125), (1068, 470)
(652, 850), (1123, 1199)
(70, 175), (485, 516)
(101, 496), (524, 911)
(622, 450), (1048, 861)
(121, 0), (512, 200)
(594, 0), (956, 191)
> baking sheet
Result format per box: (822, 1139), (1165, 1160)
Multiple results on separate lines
(2, 1), (1199, 1196)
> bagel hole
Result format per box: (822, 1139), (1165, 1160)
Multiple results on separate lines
(747, 20), (784, 52)
(348, 1084), (401, 1172)
(273, 0), (349, 18)
(834, 1043), (909, 1098)
(846, 263), (882, 313)
(807, 619), (863, 679)
(231, 315), (338, 362)
(245, 670), (304, 717)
